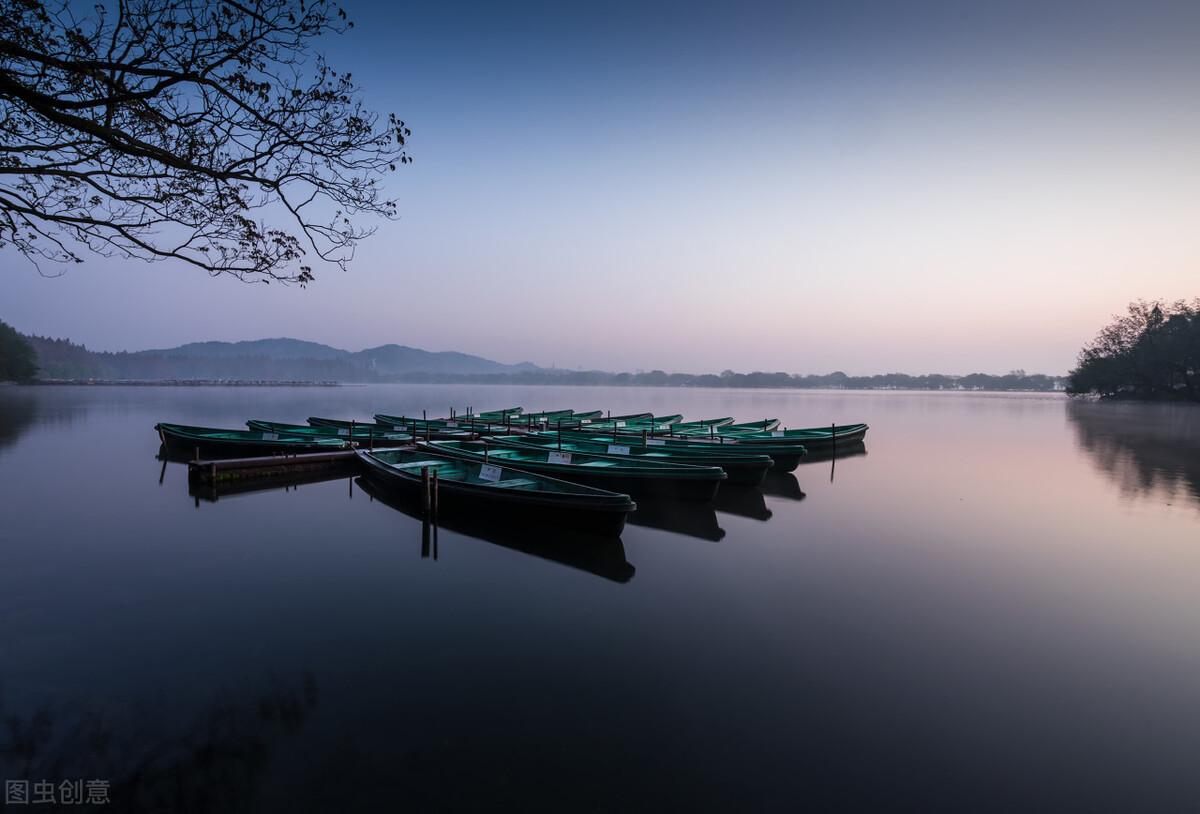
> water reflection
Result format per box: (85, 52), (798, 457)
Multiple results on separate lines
(799, 439), (867, 463)
(0, 389), (37, 454)
(183, 465), (358, 502)
(759, 472), (806, 501)
(626, 499), (725, 541)
(0, 673), (317, 813)
(713, 485), (772, 520)
(1067, 401), (1200, 508)
(356, 477), (636, 583)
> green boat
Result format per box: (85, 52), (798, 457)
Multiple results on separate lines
(668, 417), (735, 430)
(723, 419), (781, 432)
(461, 407), (523, 421)
(672, 418), (781, 435)
(246, 420), (413, 444)
(712, 423), (869, 450)
(581, 416), (730, 434)
(491, 434), (774, 486)
(156, 422), (349, 458)
(419, 439), (726, 501)
(593, 412), (655, 423)
(371, 411), (589, 431)
(504, 409), (601, 427)
(308, 416), (474, 440)
(549, 429), (808, 472)
(581, 413), (683, 428)
(402, 410), (603, 432)
(310, 416), (400, 430)
(356, 448), (634, 537)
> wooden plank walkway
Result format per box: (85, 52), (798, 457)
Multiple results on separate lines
(187, 448), (413, 484)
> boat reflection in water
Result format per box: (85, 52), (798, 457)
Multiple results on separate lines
(625, 498), (725, 541)
(173, 461), (635, 582)
(797, 439), (867, 464)
(355, 477), (636, 584)
(183, 465), (359, 503)
(712, 484), (772, 521)
(759, 472), (805, 501)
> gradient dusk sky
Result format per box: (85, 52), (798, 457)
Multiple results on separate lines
(4, 0), (1199, 374)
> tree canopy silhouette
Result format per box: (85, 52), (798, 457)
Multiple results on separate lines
(1068, 299), (1200, 401)
(0, 0), (410, 283)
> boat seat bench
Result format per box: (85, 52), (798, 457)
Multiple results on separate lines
(485, 479), (539, 489)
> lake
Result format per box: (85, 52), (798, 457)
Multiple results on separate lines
(1, 385), (1198, 812)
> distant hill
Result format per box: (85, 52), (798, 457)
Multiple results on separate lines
(145, 338), (350, 361)
(356, 344), (540, 376)
(22, 333), (543, 381)
(14, 326), (1067, 391)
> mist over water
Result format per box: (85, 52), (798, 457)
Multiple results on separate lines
(0, 385), (1197, 811)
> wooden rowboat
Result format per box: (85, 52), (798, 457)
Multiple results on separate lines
(247, 420), (413, 444)
(356, 448), (635, 538)
(549, 429), (808, 472)
(714, 423), (869, 449)
(156, 422), (349, 459)
(307, 416), (475, 441)
(667, 417), (735, 430)
(463, 407), (523, 421)
(670, 418), (780, 434)
(493, 434), (774, 486)
(419, 439), (726, 502)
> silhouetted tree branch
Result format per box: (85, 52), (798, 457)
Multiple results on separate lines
(0, 0), (410, 283)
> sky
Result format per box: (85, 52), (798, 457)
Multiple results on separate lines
(4, 0), (1199, 375)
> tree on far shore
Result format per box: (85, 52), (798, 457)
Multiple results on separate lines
(0, 0), (410, 284)
(0, 319), (38, 381)
(1067, 299), (1200, 401)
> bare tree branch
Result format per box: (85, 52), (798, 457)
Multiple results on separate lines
(0, 0), (411, 284)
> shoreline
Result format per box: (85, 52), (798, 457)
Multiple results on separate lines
(26, 379), (341, 387)
(6, 378), (1072, 394)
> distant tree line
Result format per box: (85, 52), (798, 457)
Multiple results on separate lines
(383, 369), (1065, 391)
(0, 320), (37, 381)
(1068, 299), (1200, 401)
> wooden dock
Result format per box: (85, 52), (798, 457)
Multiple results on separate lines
(186, 448), (398, 485)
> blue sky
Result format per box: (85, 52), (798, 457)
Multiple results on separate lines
(5, 0), (1199, 374)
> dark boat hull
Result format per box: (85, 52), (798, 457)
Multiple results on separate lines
(157, 428), (345, 460)
(710, 460), (769, 486)
(562, 431), (808, 471)
(724, 424), (869, 450)
(421, 442), (727, 502)
(358, 455), (632, 538)
(492, 438), (771, 487)
(496, 467), (723, 502)
(356, 478), (635, 580)
(760, 451), (805, 472)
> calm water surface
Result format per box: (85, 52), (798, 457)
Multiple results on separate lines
(1, 385), (1198, 812)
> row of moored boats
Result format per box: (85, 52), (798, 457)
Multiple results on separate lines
(157, 408), (868, 536)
